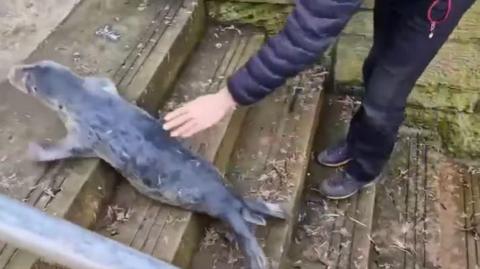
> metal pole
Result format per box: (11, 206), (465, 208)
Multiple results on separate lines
(0, 194), (180, 269)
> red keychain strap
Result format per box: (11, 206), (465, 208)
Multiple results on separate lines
(427, 0), (452, 38)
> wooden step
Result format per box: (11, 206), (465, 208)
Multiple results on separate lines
(369, 133), (480, 269)
(0, 0), (205, 268)
(284, 95), (480, 269)
(190, 65), (325, 269)
(284, 94), (375, 269)
(93, 24), (266, 269)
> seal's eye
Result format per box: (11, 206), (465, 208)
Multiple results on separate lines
(58, 104), (63, 110)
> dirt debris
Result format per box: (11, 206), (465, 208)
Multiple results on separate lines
(43, 187), (61, 198)
(137, 0), (149, 11)
(335, 95), (360, 122)
(219, 25), (243, 35)
(467, 165), (480, 175)
(99, 204), (132, 236)
(95, 24), (121, 42)
(201, 227), (221, 249)
(249, 159), (294, 202)
(197, 223), (247, 268)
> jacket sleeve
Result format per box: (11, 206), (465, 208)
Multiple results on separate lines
(227, 0), (363, 106)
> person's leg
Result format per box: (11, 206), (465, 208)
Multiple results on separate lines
(361, 0), (397, 84)
(319, 0), (476, 199)
(317, 0), (395, 167)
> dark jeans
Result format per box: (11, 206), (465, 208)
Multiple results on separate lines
(345, 0), (476, 182)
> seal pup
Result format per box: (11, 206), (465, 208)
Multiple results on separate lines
(8, 60), (287, 269)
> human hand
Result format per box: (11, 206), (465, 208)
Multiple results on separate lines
(163, 87), (237, 138)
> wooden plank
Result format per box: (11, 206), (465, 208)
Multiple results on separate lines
(404, 137), (418, 268)
(368, 136), (412, 269)
(278, 95), (376, 269)
(464, 165), (478, 268)
(348, 185), (375, 268)
(328, 199), (350, 266)
(370, 133), (472, 269)
(414, 138), (427, 267)
(422, 145), (441, 269)
(471, 168), (480, 266)
(336, 197), (357, 269)
(434, 158), (468, 269)
(283, 94), (372, 269)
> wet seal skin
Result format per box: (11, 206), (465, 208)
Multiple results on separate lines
(8, 60), (288, 269)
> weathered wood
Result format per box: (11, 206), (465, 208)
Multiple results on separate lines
(423, 145), (440, 269)
(404, 137), (418, 268)
(368, 137), (411, 269)
(471, 170), (480, 266)
(464, 166), (478, 268)
(280, 94), (376, 269)
(328, 199), (351, 266)
(369, 134), (474, 269)
(415, 137), (427, 268)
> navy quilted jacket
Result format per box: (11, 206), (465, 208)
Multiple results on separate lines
(227, 0), (362, 105)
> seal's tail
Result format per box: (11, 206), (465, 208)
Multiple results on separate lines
(224, 211), (269, 269)
(220, 199), (287, 268)
(243, 198), (288, 220)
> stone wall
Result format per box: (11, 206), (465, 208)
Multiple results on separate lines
(334, 3), (480, 159)
(207, 0), (373, 35)
(207, 1), (293, 34)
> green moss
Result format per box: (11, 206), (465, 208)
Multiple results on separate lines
(332, 12), (374, 94)
(334, 34), (372, 88)
(336, 23), (480, 157)
(450, 2), (480, 41)
(405, 108), (438, 130)
(416, 42), (480, 92)
(207, 1), (293, 34)
(342, 11), (373, 37)
(405, 108), (480, 159)
(408, 85), (480, 113)
(362, 0), (374, 9)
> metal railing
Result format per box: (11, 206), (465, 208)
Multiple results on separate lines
(0, 194), (180, 269)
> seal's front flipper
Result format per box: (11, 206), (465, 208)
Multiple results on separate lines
(27, 139), (96, 162)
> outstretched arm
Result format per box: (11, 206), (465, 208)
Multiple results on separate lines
(227, 0), (363, 105)
(163, 0), (363, 137)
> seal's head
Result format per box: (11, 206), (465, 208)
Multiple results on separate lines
(8, 60), (87, 112)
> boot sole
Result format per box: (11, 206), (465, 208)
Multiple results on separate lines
(318, 178), (378, 200)
(317, 158), (352, 168)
